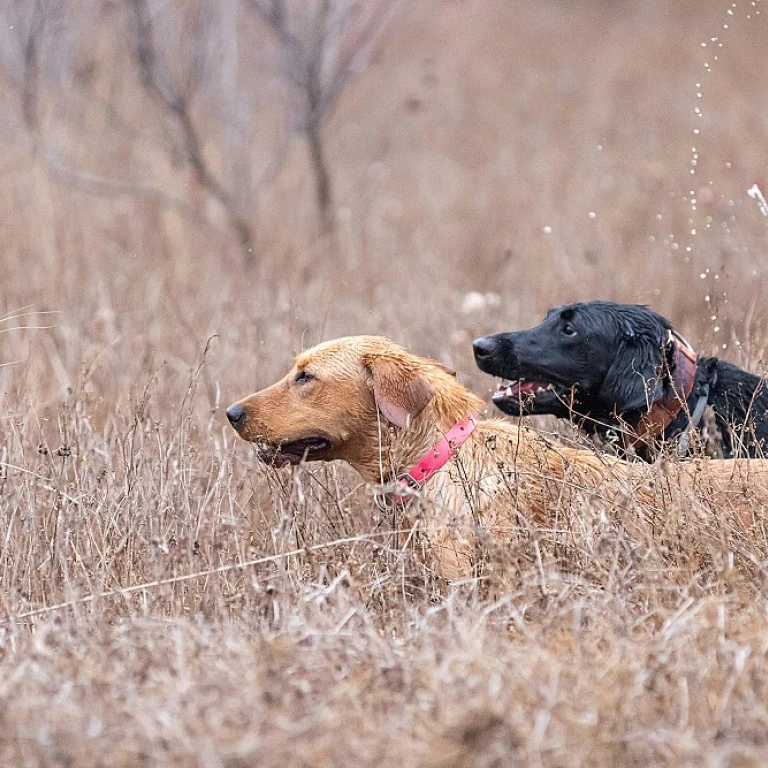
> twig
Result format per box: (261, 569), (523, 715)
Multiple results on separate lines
(250, 0), (409, 229)
(2, 529), (409, 624)
(47, 156), (200, 221)
(127, 0), (257, 261)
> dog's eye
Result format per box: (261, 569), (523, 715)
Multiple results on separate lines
(562, 323), (577, 337)
(294, 371), (315, 385)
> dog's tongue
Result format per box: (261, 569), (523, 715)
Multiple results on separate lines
(496, 379), (550, 398)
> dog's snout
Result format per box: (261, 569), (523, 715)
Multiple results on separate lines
(472, 335), (498, 362)
(226, 403), (246, 429)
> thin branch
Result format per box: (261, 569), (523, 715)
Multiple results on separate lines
(47, 156), (200, 221)
(312, 0), (408, 127)
(249, 0), (309, 86)
(128, 0), (257, 260)
(20, 0), (44, 138)
(249, 0), (409, 230)
(3, 529), (409, 624)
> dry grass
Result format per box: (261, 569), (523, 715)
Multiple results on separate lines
(2, 0), (768, 764)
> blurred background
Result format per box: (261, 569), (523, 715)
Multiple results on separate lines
(4, 4), (768, 760)
(1, 0), (768, 416)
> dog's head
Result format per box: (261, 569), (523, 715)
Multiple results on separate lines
(226, 336), (462, 471)
(473, 301), (673, 419)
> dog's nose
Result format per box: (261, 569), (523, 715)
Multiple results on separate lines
(226, 403), (246, 429)
(472, 336), (498, 362)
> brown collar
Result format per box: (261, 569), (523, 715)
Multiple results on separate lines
(632, 330), (698, 445)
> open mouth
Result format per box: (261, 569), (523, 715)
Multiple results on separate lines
(494, 379), (553, 400)
(492, 378), (569, 414)
(256, 437), (332, 467)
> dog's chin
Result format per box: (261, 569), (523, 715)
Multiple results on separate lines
(492, 379), (572, 417)
(256, 437), (333, 467)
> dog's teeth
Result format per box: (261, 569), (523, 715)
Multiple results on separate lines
(536, 386), (546, 393)
(505, 387), (513, 397)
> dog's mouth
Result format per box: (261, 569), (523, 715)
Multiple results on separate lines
(492, 378), (571, 414)
(256, 436), (333, 467)
(495, 378), (552, 399)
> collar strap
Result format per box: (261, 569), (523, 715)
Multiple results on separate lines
(385, 415), (478, 505)
(633, 329), (698, 444)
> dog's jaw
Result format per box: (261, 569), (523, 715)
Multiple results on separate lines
(255, 436), (334, 467)
(492, 379), (578, 419)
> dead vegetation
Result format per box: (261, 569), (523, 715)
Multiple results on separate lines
(2, 0), (768, 765)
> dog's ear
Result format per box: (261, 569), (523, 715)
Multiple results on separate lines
(365, 356), (436, 428)
(597, 331), (665, 414)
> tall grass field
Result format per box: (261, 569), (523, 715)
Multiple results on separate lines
(2, 1), (768, 764)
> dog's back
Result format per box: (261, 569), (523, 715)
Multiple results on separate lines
(227, 333), (768, 582)
(702, 357), (768, 457)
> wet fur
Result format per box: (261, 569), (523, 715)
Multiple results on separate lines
(474, 301), (768, 459)
(228, 335), (768, 579)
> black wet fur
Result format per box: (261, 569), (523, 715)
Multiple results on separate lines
(473, 301), (768, 459)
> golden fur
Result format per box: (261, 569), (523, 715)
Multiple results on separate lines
(228, 336), (768, 579)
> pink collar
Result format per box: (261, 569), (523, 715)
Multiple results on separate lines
(385, 415), (478, 505)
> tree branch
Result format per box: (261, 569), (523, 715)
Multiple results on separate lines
(248, 0), (409, 231)
(47, 156), (201, 222)
(128, 0), (257, 261)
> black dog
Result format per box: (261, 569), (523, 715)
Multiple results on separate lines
(473, 301), (768, 459)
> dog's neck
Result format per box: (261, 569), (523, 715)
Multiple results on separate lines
(350, 373), (485, 484)
(628, 330), (699, 446)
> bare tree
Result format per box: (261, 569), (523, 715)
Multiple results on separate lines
(127, 0), (257, 261)
(2, 0), (408, 262)
(0, 0), (59, 152)
(249, 0), (408, 233)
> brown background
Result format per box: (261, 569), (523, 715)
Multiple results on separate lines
(2, 2), (768, 765)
